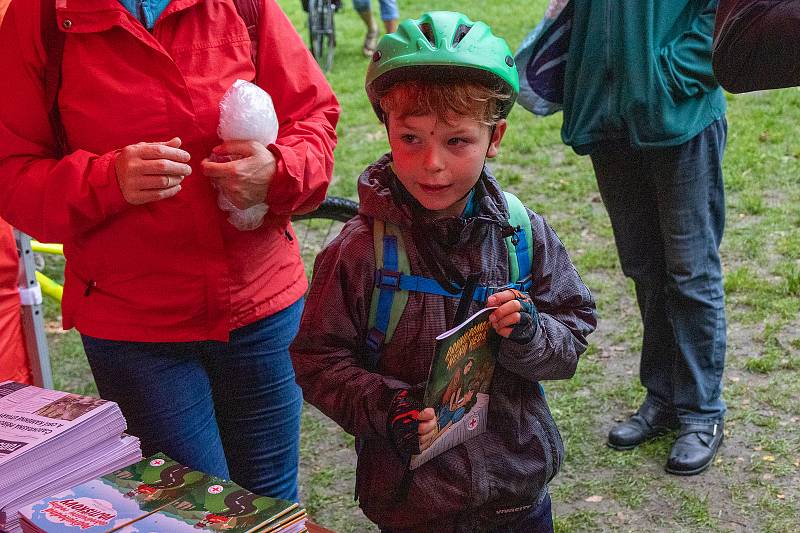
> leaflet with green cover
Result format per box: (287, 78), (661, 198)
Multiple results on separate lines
(131, 477), (299, 532)
(18, 453), (300, 533)
(410, 307), (499, 470)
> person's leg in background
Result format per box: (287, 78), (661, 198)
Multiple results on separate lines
(591, 118), (728, 474)
(81, 336), (230, 479)
(353, 0), (379, 57)
(207, 298), (305, 501)
(591, 142), (682, 450)
(648, 118), (727, 475)
(377, 0), (399, 34)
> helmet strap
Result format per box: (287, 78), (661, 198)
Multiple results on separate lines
(485, 123), (497, 158)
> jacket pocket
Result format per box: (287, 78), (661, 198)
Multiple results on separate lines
(356, 435), (473, 528)
(532, 387), (564, 484)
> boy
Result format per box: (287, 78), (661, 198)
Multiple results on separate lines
(291, 12), (596, 532)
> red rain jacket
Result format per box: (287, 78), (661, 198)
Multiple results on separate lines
(0, 0), (339, 341)
(0, 219), (33, 384)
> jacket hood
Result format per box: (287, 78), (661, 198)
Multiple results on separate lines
(356, 154), (517, 292)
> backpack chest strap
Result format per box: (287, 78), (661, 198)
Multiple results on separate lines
(375, 269), (532, 300)
(366, 201), (534, 371)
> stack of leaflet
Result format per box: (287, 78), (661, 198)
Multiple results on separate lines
(0, 381), (141, 533)
(18, 453), (306, 533)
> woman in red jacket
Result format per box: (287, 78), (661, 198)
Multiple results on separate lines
(0, 0), (339, 501)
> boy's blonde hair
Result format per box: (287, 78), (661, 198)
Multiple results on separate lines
(377, 79), (513, 127)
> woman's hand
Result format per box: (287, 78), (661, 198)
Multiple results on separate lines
(487, 289), (539, 339)
(201, 140), (277, 210)
(114, 137), (192, 205)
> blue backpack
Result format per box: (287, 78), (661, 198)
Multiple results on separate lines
(364, 191), (534, 370)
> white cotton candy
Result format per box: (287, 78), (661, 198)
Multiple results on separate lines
(215, 80), (279, 231)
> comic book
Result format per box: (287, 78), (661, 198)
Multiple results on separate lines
(130, 477), (301, 532)
(18, 453), (303, 533)
(18, 453), (207, 532)
(410, 307), (499, 470)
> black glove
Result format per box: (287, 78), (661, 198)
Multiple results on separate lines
(387, 389), (423, 455)
(507, 289), (540, 343)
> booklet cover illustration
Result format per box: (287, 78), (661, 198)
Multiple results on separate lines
(410, 307), (499, 469)
(19, 453), (302, 532)
(19, 453), (208, 532)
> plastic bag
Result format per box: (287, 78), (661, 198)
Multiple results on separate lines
(214, 79), (279, 230)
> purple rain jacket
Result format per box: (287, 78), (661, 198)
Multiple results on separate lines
(290, 154), (596, 531)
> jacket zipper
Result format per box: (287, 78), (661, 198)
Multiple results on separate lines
(84, 280), (96, 296)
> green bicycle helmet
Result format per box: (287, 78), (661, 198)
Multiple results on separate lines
(365, 11), (520, 122)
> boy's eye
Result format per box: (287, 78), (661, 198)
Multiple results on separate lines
(399, 134), (419, 144)
(448, 137), (470, 146)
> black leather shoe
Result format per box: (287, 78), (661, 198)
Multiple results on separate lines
(607, 403), (680, 450)
(665, 421), (724, 475)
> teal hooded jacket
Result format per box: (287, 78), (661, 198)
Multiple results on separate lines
(561, 0), (726, 154)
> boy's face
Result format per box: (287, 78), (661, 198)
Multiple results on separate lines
(387, 111), (506, 217)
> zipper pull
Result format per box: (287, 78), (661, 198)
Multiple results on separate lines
(84, 280), (96, 296)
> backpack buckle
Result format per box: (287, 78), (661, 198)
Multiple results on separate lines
(365, 328), (386, 353)
(511, 225), (522, 246)
(375, 269), (402, 290)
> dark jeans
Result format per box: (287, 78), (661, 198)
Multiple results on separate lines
(590, 119), (727, 424)
(81, 298), (304, 500)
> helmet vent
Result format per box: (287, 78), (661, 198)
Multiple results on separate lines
(418, 23), (436, 46)
(452, 24), (473, 47)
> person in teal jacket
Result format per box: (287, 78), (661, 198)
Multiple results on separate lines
(560, 0), (727, 475)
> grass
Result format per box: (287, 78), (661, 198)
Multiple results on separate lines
(39, 0), (800, 531)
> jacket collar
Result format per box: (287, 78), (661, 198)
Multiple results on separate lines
(55, 0), (201, 33)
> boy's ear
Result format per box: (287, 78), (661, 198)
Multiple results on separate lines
(486, 119), (508, 159)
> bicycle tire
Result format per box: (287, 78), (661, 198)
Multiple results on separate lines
(308, 0), (336, 72)
(293, 196), (358, 223)
(291, 196), (358, 276)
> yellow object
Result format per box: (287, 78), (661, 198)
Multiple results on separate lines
(36, 271), (63, 302)
(31, 241), (64, 256)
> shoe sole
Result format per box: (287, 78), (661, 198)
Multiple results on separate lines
(664, 434), (724, 476)
(606, 441), (639, 451)
(606, 425), (677, 451)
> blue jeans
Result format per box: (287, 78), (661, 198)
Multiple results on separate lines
(437, 405), (465, 428)
(590, 119), (727, 424)
(81, 298), (304, 500)
(352, 0), (399, 20)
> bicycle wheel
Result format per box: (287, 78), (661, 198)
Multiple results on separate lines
(291, 196), (358, 277)
(308, 0), (336, 72)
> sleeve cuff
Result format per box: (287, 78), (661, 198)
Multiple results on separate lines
(265, 143), (296, 207)
(92, 150), (131, 218)
(367, 376), (412, 438)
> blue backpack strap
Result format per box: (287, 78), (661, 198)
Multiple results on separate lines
(366, 220), (409, 371)
(502, 191), (545, 396)
(365, 194), (535, 371)
(503, 191), (534, 288)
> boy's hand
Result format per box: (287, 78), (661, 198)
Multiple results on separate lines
(418, 408), (438, 451)
(487, 289), (540, 340)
